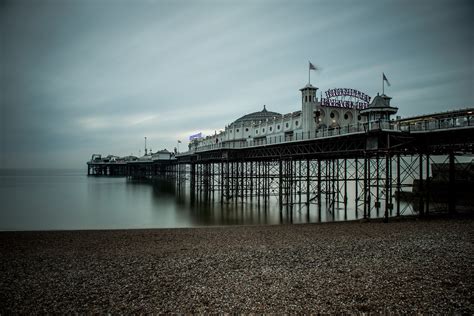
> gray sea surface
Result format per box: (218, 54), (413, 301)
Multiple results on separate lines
(0, 168), (387, 231)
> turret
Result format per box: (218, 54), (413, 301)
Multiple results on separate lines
(300, 83), (318, 133)
(360, 93), (398, 122)
(360, 93), (398, 130)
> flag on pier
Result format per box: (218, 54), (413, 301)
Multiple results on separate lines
(383, 73), (391, 86)
(382, 72), (391, 94)
(308, 61), (318, 84)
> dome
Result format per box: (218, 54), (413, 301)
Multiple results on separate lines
(232, 105), (282, 125)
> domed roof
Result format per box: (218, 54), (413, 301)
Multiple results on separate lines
(368, 93), (392, 108)
(232, 105), (282, 125)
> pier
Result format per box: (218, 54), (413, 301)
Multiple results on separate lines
(88, 107), (474, 221)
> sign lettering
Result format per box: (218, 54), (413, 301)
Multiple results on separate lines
(322, 88), (371, 109)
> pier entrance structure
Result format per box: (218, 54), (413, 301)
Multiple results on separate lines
(87, 81), (474, 221)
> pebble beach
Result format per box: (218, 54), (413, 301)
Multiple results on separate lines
(1, 217), (473, 313)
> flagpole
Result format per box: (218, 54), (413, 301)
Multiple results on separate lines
(382, 73), (384, 95)
(308, 62), (310, 84)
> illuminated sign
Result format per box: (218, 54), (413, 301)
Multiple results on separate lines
(321, 88), (371, 109)
(189, 132), (203, 141)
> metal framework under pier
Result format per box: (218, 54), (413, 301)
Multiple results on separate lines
(176, 128), (474, 221)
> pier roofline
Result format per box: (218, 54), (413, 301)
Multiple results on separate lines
(175, 107), (473, 159)
(88, 116), (474, 167)
(87, 106), (474, 168)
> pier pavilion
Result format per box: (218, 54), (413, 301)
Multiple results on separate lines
(189, 82), (371, 151)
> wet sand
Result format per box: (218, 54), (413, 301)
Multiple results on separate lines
(1, 217), (473, 313)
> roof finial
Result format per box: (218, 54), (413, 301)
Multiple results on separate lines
(263, 104), (267, 111)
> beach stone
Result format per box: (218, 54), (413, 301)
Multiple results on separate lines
(0, 218), (473, 313)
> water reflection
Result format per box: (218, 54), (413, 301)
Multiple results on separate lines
(143, 178), (365, 227)
(0, 169), (413, 231)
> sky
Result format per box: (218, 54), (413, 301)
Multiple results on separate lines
(1, 0), (473, 168)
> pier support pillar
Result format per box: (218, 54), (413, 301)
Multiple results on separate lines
(306, 159), (310, 220)
(384, 153), (391, 222)
(279, 160), (283, 212)
(317, 159), (321, 220)
(426, 154), (430, 216)
(190, 163), (196, 203)
(363, 157), (368, 219)
(396, 154), (401, 217)
(418, 154), (424, 217)
(448, 152), (456, 214)
(343, 158), (347, 219)
(355, 158), (359, 218)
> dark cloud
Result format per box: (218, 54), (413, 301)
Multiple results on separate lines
(1, 0), (472, 168)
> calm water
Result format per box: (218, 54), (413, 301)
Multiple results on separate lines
(0, 168), (387, 231)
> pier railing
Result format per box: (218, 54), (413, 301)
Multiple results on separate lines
(177, 113), (474, 155)
(400, 115), (473, 132)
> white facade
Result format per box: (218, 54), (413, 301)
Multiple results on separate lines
(189, 82), (368, 150)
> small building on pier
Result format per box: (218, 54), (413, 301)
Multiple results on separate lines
(152, 149), (173, 161)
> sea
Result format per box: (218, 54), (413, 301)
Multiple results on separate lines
(0, 168), (392, 231)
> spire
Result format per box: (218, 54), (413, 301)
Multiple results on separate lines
(263, 105), (267, 112)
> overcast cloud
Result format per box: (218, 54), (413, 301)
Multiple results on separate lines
(1, 0), (473, 168)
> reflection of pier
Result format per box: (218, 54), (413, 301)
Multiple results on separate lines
(87, 108), (474, 221)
